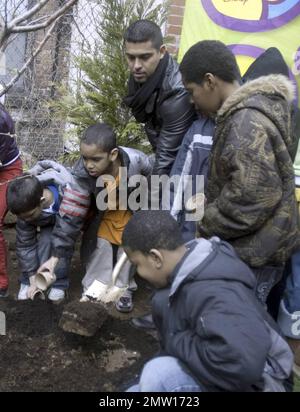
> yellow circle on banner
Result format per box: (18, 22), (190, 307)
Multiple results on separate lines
(211, 0), (263, 21)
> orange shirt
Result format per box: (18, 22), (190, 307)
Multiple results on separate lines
(97, 172), (132, 245)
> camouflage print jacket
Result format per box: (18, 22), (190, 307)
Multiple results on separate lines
(199, 74), (299, 268)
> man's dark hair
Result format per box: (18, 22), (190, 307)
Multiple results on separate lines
(124, 20), (163, 50)
(7, 175), (43, 215)
(80, 123), (117, 153)
(180, 40), (241, 85)
(122, 210), (184, 254)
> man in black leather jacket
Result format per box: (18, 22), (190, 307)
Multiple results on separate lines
(123, 20), (195, 177)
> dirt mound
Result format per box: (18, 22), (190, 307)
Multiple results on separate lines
(0, 299), (158, 392)
(60, 301), (109, 337)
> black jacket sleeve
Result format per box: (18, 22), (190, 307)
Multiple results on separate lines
(152, 90), (195, 176)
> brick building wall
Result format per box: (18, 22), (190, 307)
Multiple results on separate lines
(166, 0), (186, 56)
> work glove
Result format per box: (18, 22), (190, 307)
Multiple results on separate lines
(29, 160), (73, 188)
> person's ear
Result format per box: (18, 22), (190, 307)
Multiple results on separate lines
(40, 196), (46, 206)
(149, 249), (163, 269)
(159, 45), (167, 59)
(109, 148), (119, 162)
(204, 73), (217, 91)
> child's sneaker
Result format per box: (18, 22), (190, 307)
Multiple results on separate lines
(48, 288), (65, 303)
(115, 290), (133, 313)
(0, 288), (8, 298)
(18, 284), (29, 300)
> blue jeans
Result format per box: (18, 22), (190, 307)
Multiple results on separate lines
(127, 356), (202, 392)
(20, 226), (69, 290)
(284, 251), (300, 314)
(277, 251), (300, 339)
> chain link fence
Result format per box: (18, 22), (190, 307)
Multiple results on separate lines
(0, 0), (112, 165)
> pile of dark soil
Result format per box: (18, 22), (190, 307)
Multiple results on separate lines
(0, 298), (158, 392)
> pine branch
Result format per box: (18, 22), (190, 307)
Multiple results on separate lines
(53, 0), (169, 157)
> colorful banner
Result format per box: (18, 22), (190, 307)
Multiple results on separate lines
(178, 0), (300, 105)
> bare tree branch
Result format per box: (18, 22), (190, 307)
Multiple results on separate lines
(23, 14), (52, 27)
(8, 0), (49, 28)
(3, 31), (18, 49)
(11, 0), (28, 20)
(8, 0), (78, 32)
(4, 0), (8, 26)
(0, 0), (78, 52)
(0, 20), (58, 97)
(70, 14), (90, 51)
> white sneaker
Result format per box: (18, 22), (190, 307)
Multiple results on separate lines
(18, 284), (29, 300)
(48, 288), (65, 302)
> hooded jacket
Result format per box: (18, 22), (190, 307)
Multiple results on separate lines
(198, 75), (299, 268)
(152, 238), (293, 392)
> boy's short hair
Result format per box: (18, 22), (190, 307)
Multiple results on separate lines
(80, 123), (117, 153)
(180, 40), (241, 85)
(7, 175), (43, 215)
(124, 20), (163, 50)
(122, 210), (184, 254)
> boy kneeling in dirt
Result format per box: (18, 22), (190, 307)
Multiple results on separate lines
(7, 170), (71, 302)
(36, 123), (152, 312)
(123, 210), (294, 392)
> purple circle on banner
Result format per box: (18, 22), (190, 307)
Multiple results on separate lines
(228, 44), (298, 103)
(202, 0), (300, 32)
